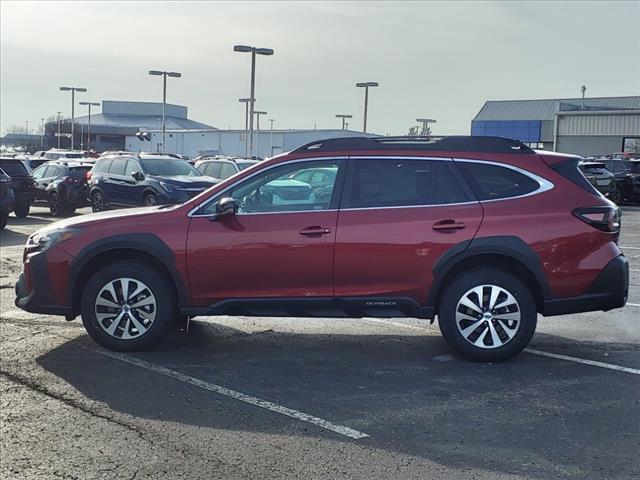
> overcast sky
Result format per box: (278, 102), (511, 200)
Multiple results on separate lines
(1, 1), (639, 136)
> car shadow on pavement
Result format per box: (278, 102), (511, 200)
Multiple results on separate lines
(0, 227), (29, 247)
(36, 322), (639, 480)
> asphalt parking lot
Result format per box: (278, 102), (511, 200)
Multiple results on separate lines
(1, 206), (639, 480)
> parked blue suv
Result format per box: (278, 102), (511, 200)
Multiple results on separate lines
(88, 153), (220, 211)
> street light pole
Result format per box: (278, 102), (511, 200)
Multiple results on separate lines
(149, 70), (182, 153)
(239, 98), (252, 158)
(254, 111), (267, 159)
(40, 118), (44, 147)
(79, 101), (100, 151)
(416, 118), (437, 136)
(56, 112), (62, 148)
(356, 82), (379, 133)
(59, 86), (87, 149)
(234, 45), (274, 158)
(269, 118), (275, 156)
(335, 114), (353, 130)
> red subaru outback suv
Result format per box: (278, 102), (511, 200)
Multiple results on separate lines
(15, 137), (629, 361)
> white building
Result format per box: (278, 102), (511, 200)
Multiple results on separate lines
(125, 128), (369, 158)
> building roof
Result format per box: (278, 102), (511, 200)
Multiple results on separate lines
(74, 100), (215, 132)
(74, 113), (214, 130)
(474, 96), (640, 121)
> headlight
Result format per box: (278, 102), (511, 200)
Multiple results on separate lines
(25, 227), (81, 255)
(159, 182), (176, 192)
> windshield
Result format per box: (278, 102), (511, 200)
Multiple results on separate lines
(69, 166), (92, 176)
(237, 161), (259, 171)
(64, 153), (85, 159)
(140, 159), (201, 177)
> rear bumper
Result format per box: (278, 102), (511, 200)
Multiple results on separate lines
(15, 251), (74, 317)
(542, 255), (629, 316)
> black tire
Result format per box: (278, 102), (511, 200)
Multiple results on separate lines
(0, 212), (7, 229)
(49, 192), (68, 217)
(143, 192), (158, 206)
(91, 190), (106, 212)
(438, 268), (537, 362)
(14, 201), (30, 218)
(80, 261), (176, 351)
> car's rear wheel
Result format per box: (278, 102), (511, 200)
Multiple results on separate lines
(80, 261), (176, 351)
(49, 192), (69, 217)
(14, 200), (30, 218)
(0, 212), (8, 229)
(143, 192), (158, 206)
(91, 191), (105, 212)
(438, 268), (537, 362)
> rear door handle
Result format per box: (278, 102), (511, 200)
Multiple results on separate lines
(432, 220), (466, 231)
(299, 226), (332, 236)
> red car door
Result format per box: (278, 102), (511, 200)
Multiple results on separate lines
(334, 157), (483, 305)
(186, 158), (345, 306)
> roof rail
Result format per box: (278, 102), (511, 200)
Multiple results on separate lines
(293, 136), (535, 154)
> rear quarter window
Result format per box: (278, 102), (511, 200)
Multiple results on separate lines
(0, 160), (29, 176)
(456, 162), (540, 201)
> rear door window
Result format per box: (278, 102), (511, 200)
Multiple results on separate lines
(220, 163), (237, 179)
(108, 158), (127, 175)
(456, 161), (540, 201)
(207, 162), (223, 178)
(343, 159), (469, 208)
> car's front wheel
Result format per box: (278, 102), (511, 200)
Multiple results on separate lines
(438, 268), (537, 362)
(80, 261), (176, 351)
(143, 192), (158, 206)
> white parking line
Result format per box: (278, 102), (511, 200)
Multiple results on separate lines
(524, 349), (640, 375)
(621, 246), (640, 250)
(365, 318), (640, 375)
(96, 349), (370, 440)
(627, 303), (640, 308)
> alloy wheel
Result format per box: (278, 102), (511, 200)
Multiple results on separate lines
(92, 192), (104, 212)
(94, 277), (157, 340)
(455, 284), (521, 349)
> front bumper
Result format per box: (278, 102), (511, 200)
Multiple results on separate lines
(542, 255), (629, 316)
(14, 251), (74, 317)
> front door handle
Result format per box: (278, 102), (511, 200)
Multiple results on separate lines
(433, 220), (466, 231)
(299, 226), (332, 236)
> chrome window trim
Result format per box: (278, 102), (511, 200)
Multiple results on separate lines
(187, 156), (347, 217)
(187, 155), (554, 217)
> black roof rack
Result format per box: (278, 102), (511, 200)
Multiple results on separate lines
(293, 136), (535, 155)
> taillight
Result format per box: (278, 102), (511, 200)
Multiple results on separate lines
(573, 206), (621, 234)
(86, 171), (92, 181)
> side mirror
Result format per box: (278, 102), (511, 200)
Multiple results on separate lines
(132, 171), (144, 181)
(214, 197), (238, 218)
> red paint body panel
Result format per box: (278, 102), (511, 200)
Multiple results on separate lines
(186, 211), (338, 305)
(334, 203), (483, 303)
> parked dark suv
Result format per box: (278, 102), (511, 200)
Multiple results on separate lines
(87, 153), (220, 211)
(0, 157), (35, 217)
(0, 169), (15, 229)
(15, 136), (628, 362)
(600, 157), (640, 203)
(578, 161), (620, 203)
(30, 161), (93, 216)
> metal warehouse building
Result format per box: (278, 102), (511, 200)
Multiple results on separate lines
(472, 96), (640, 156)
